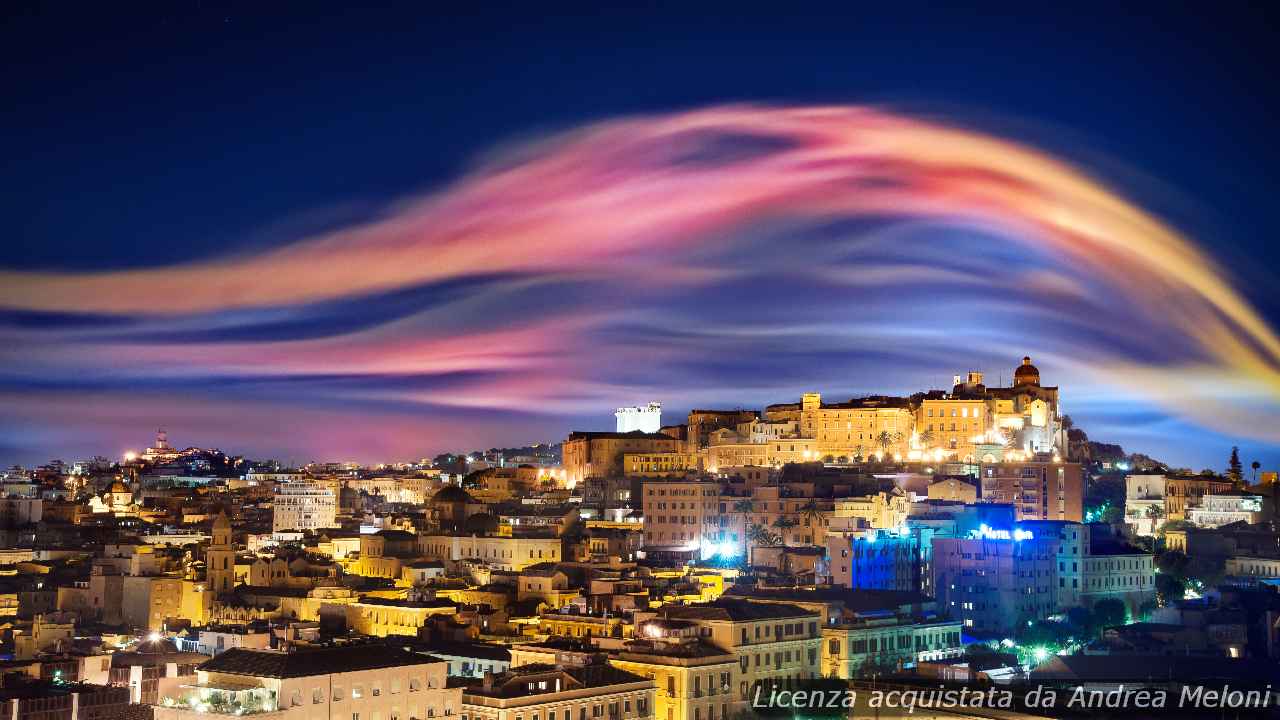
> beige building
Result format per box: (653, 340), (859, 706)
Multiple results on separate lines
(832, 492), (909, 530)
(979, 460), (1084, 522)
(418, 535), (563, 571)
(915, 395), (989, 462)
(660, 599), (821, 702)
(154, 644), (458, 720)
(610, 619), (741, 720)
(798, 394), (913, 460)
(624, 453), (701, 477)
(272, 482), (337, 533)
(563, 432), (682, 487)
(461, 660), (654, 720)
(926, 478), (978, 503)
(641, 480), (721, 558)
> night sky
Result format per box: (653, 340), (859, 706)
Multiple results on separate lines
(2, 2), (1278, 470)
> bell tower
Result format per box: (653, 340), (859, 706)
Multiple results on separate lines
(206, 509), (235, 595)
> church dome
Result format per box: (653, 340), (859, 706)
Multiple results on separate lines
(1013, 356), (1041, 386)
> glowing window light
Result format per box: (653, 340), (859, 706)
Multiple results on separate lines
(969, 523), (1033, 541)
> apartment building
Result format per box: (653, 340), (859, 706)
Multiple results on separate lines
(659, 599), (821, 702)
(979, 460), (1083, 522)
(609, 619), (740, 720)
(931, 531), (1059, 636)
(154, 644), (458, 720)
(460, 659), (654, 720)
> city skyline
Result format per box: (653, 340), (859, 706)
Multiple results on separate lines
(3, 4), (1278, 469)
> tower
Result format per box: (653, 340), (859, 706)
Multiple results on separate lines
(206, 509), (235, 595)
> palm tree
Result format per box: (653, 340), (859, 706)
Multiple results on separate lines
(797, 499), (823, 534)
(854, 444), (865, 462)
(772, 516), (799, 544)
(918, 429), (935, 449)
(1252, 461), (1261, 484)
(876, 431), (893, 457)
(746, 523), (781, 547)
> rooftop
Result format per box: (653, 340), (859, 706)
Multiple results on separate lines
(660, 597), (817, 622)
(199, 645), (442, 678)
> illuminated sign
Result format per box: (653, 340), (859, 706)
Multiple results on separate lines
(969, 523), (1033, 541)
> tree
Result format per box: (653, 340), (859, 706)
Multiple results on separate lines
(1154, 573), (1185, 605)
(1093, 598), (1128, 629)
(1065, 606), (1097, 639)
(1228, 446), (1244, 485)
(876, 431), (893, 456)
(1252, 460), (1262, 483)
(798, 499), (823, 527)
(746, 523), (781, 547)
(918, 429), (935, 449)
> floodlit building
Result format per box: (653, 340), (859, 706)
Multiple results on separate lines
(617, 402), (663, 434)
(931, 526), (1059, 636)
(154, 645), (458, 720)
(979, 460), (1084, 522)
(272, 482), (337, 532)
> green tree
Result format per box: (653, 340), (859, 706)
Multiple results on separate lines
(1093, 598), (1128, 629)
(1154, 573), (1185, 605)
(1228, 446), (1244, 485)
(918, 429), (935, 448)
(746, 523), (781, 547)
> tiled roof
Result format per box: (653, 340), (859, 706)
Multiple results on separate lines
(199, 645), (439, 678)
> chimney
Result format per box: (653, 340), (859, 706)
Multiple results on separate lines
(482, 670), (494, 691)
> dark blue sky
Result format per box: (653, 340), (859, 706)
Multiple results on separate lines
(2, 2), (1278, 467)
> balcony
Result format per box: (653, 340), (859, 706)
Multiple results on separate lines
(156, 684), (282, 718)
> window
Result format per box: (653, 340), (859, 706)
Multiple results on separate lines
(353, 685), (364, 699)
(334, 686), (345, 701)
(314, 689), (325, 704)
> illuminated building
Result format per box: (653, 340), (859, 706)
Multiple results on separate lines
(641, 480), (721, 561)
(1164, 474), (1239, 520)
(686, 410), (759, 450)
(979, 460), (1084, 522)
(832, 491), (909, 529)
(459, 659), (653, 720)
(205, 510), (235, 596)
(1124, 474), (1166, 536)
(659, 599), (821, 701)
(341, 591), (458, 637)
(984, 357), (1062, 455)
(617, 402), (663, 433)
(817, 593), (963, 678)
(1186, 491), (1266, 528)
(915, 380), (990, 462)
(927, 477), (978, 503)
(417, 534), (563, 571)
(931, 529), (1059, 636)
(271, 481), (337, 532)
(141, 428), (182, 463)
(609, 619), (741, 720)
(825, 527), (924, 592)
(703, 436), (818, 470)
(563, 431), (682, 487)
(624, 452), (701, 477)
(799, 393), (914, 460)
(154, 645), (458, 720)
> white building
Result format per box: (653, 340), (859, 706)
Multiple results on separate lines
(272, 482), (337, 532)
(1187, 492), (1265, 529)
(616, 402), (662, 433)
